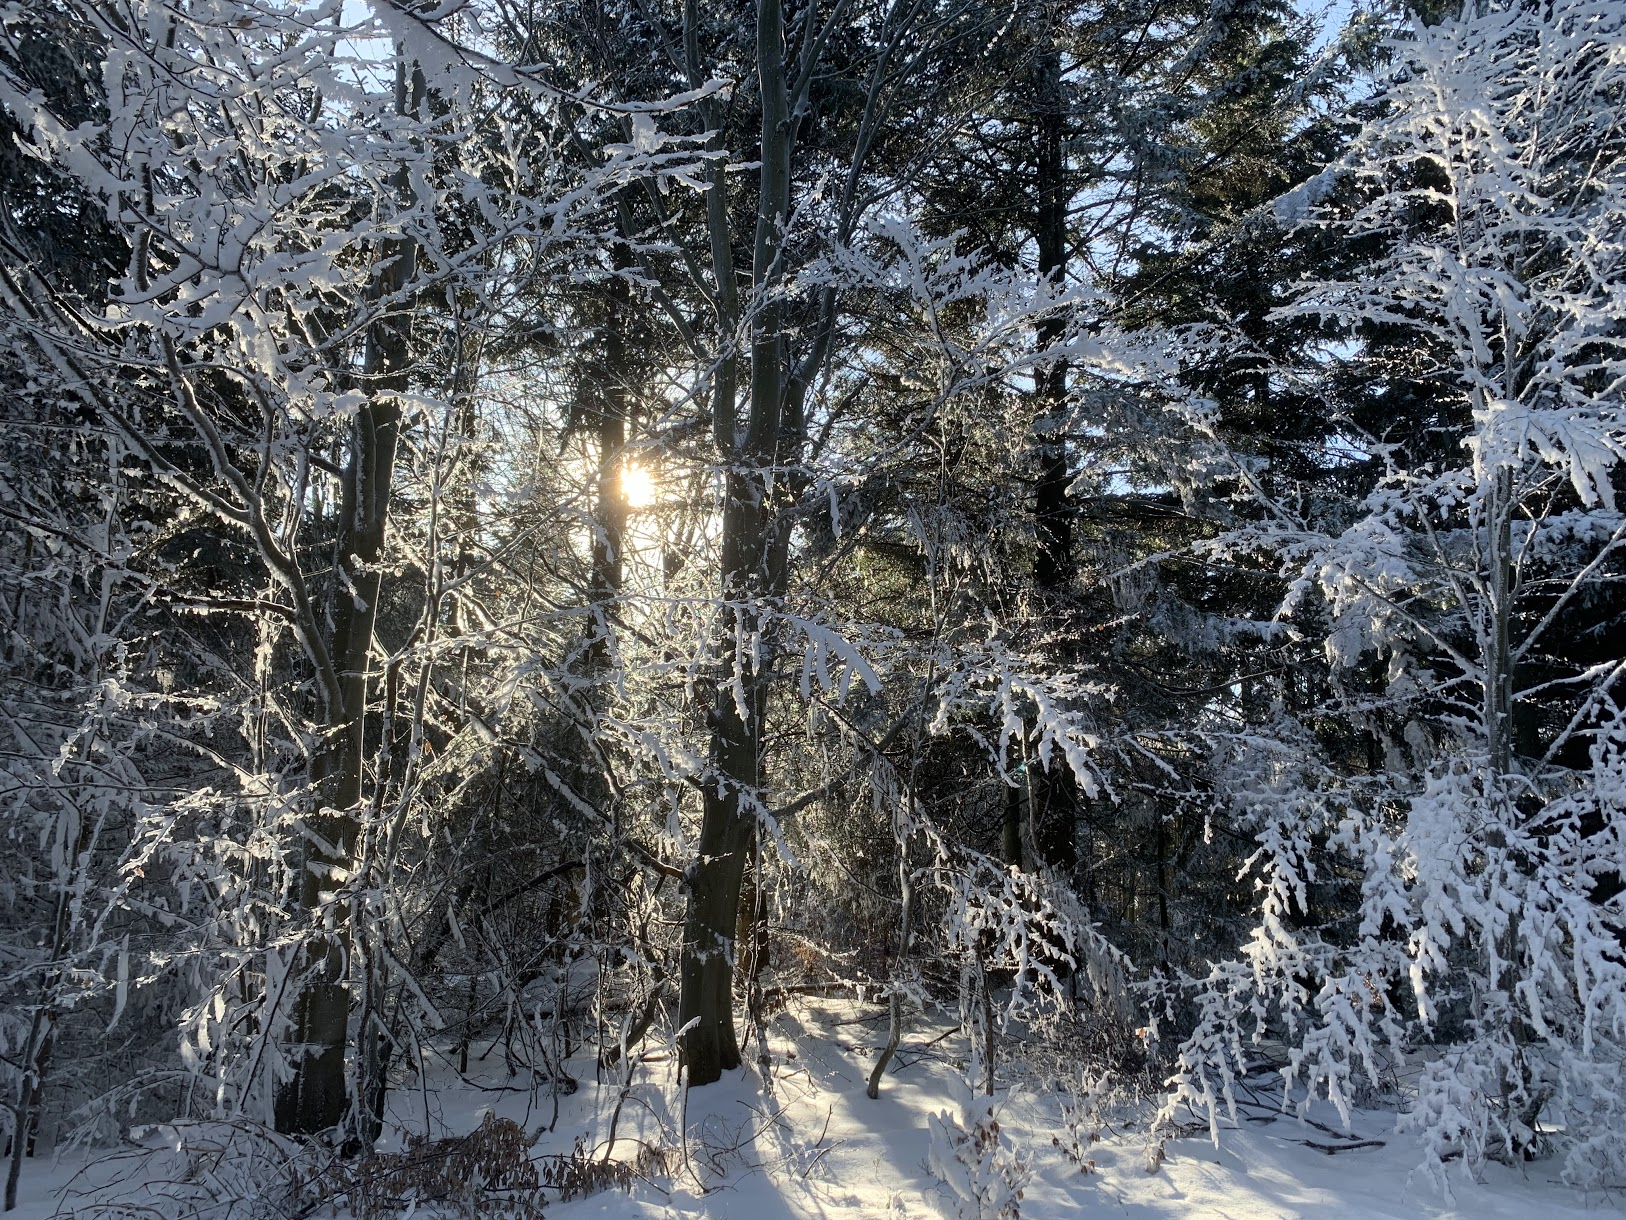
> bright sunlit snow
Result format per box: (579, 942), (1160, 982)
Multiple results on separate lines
(10, 1000), (1614, 1220)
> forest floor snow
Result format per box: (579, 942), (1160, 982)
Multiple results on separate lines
(12, 996), (1622, 1219)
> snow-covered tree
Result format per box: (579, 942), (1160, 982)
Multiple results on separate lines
(1163, 0), (1626, 1184)
(0, 0), (687, 1149)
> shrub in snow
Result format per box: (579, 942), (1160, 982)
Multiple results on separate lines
(1053, 1069), (1118, 1173)
(57, 1122), (303, 1220)
(926, 1094), (1030, 1220)
(312, 1112), (546, 1219)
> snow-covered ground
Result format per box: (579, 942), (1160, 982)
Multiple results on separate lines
(12, 998), (1621, 1219)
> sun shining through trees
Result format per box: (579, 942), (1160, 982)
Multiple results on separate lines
(621, 461), (656, 510)
(3, 0), (1625, 1211)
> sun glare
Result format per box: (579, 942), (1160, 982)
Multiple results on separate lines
(622, 462), (656, 509)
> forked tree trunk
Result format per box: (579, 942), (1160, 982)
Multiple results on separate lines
(275, 62), (422, 1136)
(678, 0), (795, 1086)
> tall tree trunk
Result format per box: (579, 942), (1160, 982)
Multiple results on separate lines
(1029, 48), (1078, 875)
(678, 0), (795, 1087)
(275, 61), (422, 1137)
(1482, 462), (1543, 1143)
